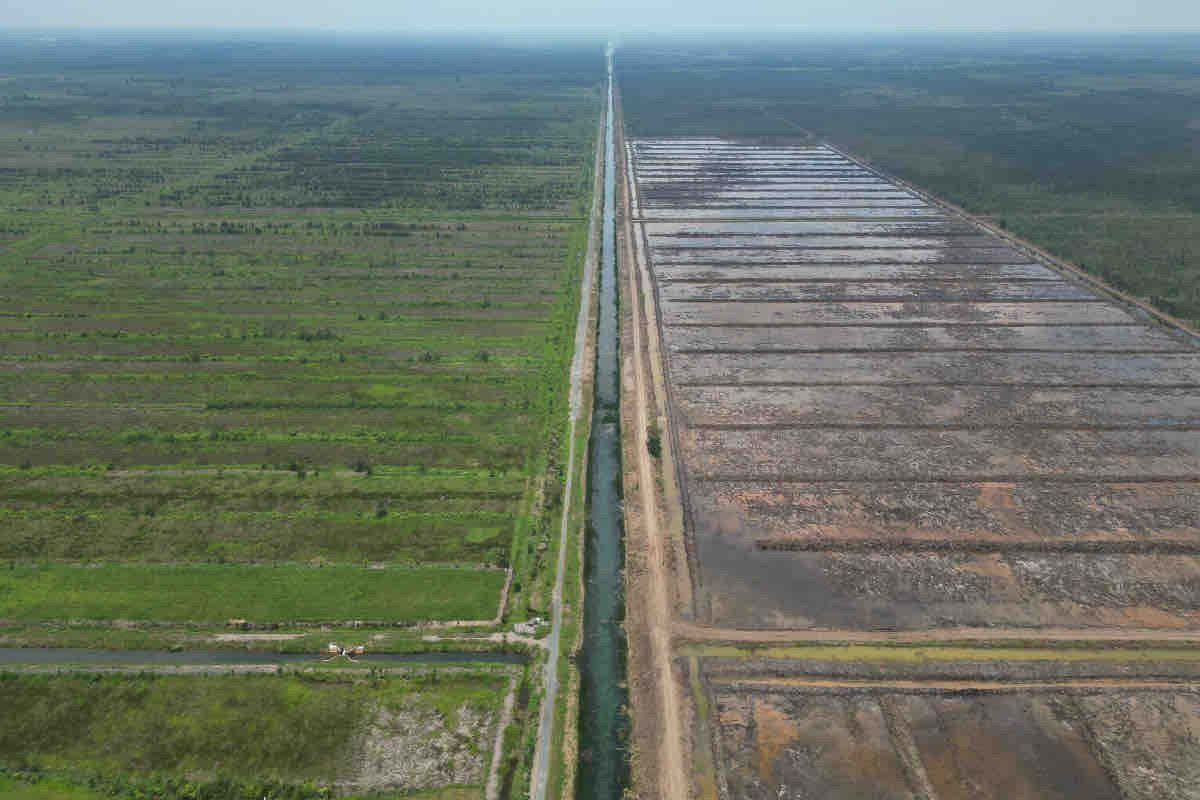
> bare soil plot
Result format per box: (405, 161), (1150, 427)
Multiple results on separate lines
(626, 137), (1200, 800)
(628, 139), (1200, 634)
(702, 680), (1200, 800)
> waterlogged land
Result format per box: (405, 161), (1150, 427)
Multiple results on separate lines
(0, 34), (602, 799)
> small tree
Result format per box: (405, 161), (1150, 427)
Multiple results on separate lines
(646, 423), (662, 459)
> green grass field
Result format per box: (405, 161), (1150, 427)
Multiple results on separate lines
(0, 37), (600, 628)
(0, 35), (599, 799)
(0, 776), (108, 800)
(0, 670), (507, 798)
(0, 564), (505, 623)
(0, 778), (482, 800)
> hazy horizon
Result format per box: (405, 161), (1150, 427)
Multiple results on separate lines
(4, 0), (1200, 35)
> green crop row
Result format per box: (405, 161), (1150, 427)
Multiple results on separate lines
(0, 563), (506, 623)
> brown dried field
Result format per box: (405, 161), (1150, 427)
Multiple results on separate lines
(621, 135), (1200, 798)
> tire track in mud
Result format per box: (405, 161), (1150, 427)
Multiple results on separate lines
(880, 693), (940, 800)
(486, 674), (520, 800)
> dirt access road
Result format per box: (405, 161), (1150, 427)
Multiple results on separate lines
(617, 91), (690, 800)
(526, 48), (608, 800)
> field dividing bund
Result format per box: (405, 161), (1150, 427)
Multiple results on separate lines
(624, 138), (1200, 798)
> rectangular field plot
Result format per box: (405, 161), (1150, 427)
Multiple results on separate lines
(659, 280), (1096, 302)
(682, 429), (1200, 480)
(689, 545), (1200, 630)
(629, 139), (1200, 632)
(663, 323), (1189, 352)
(638, 207), (949, 220)
(710, 691), (915, 799)
(677, 386), (1200, 428)
(0, 669), (510, 798)
(653, 246), (1026, 264)
(660, 300), (1139, 326)
(690, 480), (1200, 545)
(0, 563), (506, 624)
(703, 684), (1200, 800)
(0, 468), (521, 563)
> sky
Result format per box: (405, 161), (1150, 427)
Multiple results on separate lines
(3, 0), (1200, 33)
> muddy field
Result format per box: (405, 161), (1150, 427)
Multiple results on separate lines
(681, 641), (1200, 798)
(627, 137), (1200, 798)
(704, 681), (1200, 799)
(627, 138), (1200, 634)
(691, 647), (1200, 799)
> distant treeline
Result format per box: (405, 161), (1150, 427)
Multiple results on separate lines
(619, 35), (1200, 324)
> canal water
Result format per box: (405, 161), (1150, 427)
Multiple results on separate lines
(577, 47), (630, 800)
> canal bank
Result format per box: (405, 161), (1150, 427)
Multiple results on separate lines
(576, 45), (630, 800)
(613, 67), (692, 800)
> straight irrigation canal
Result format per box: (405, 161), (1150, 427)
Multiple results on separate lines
(577, 46), (631, 800)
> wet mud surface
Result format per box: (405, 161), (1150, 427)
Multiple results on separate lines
(628, 138), (1200, 633)
(631, 139), (1200, 797)
(630, 138), (1200, 799)
(705, 682), (1200, 800)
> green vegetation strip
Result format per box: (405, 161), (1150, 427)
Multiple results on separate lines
(0, 776), (107, 800)
(682, 643), (1200, 663)
(0, 775), (481, 800)
(0, 564), (505, 623)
